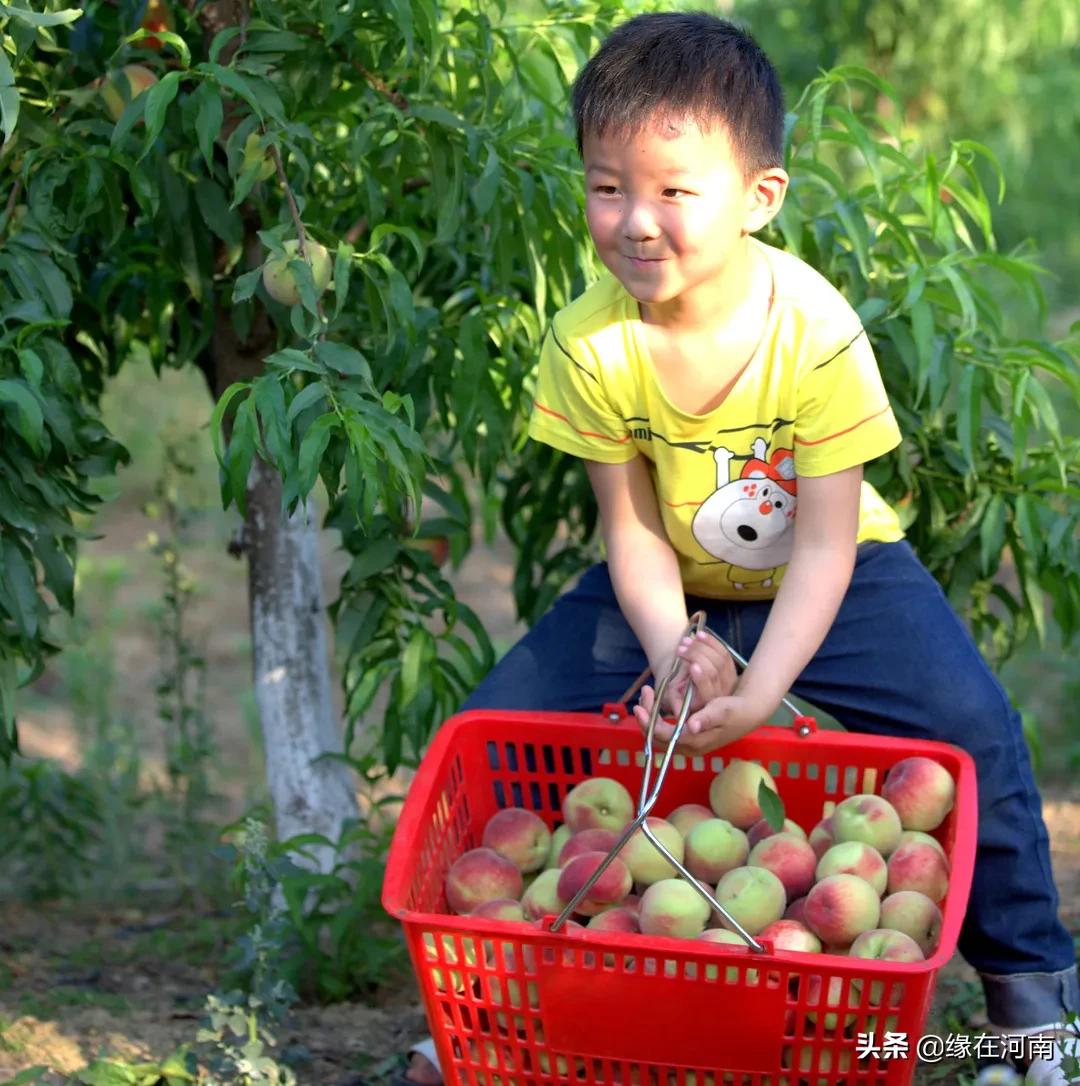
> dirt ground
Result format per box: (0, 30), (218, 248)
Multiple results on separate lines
(3, 458), (1079, 1084)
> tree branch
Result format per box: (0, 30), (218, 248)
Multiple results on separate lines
(269, 140), (327, 326)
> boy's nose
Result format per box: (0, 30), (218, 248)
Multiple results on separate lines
(622, 202), (660, 240)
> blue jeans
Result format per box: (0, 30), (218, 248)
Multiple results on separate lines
(463, 541), (1078, 1029)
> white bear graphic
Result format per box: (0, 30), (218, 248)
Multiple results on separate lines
(691, 437), (798, 590)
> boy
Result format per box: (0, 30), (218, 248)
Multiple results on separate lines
(405, 13), (1077, 1084)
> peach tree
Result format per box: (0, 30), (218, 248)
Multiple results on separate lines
(3, 0), (1078, 832)
(0, 0), (618, 859)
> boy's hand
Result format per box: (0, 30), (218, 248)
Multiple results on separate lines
(632, 631), (737, 745)
(633, 688), (771, 756)
(684, 693), (772, 749)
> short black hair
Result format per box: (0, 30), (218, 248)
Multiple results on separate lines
(571, 12), (785, 178)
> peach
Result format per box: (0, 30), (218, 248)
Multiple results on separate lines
(714, 865), (786, 936)
(482, 807), (552, 873)
(471, 899), (526, 922)
(898, 829), (947, 858)
(667, 803), (715, 837)
(619, 892), (641, 917)
(562, 777), (634, 833)
(556, 851), (632, 916)
(881, 756), (956, 831)
(684, 818), (749, 883)
(445, 847), (523, 914)
(803, 975), (859, 1032)
(748, 832), (817, 901)
(709, 760), (778, 829)
(422, 931), (478, 994)
(639, 878), (711, 939)
(830, 793), (902, 857)
(814, 841), (888, 896)
(784, 896), (809, 925)
(545, 824), (572, 869)
(558, 827), (621, 868)
(619, 817), (684, 885)
(520, 867), (567, 921)
(758, 919), (822, 954)
(803, 873), (881, 946)
(849, 927), (925, 962)
(781, 1044), (851, 1085)
(807, 814), (836, 859)
(886, 840), (950, 902)
(879, 890), (943, 956)
(98, 64), (158, 122)
(700, 928), (757, 982)
(747, 817), (807, 849)
(587, 906), (640, 933)
(262, 240), (332, 307)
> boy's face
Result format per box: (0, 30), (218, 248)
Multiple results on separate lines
(582, 117), (784, 321)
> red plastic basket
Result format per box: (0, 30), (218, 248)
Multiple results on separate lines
(383, 709), (977, 1086)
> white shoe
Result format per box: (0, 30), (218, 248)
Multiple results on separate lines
(1023, 1029), (1080, 1086)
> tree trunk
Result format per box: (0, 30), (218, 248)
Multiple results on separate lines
(243, 455), (358, 872)
(206, 252), (358, 875)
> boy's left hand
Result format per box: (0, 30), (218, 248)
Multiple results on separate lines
(634, 689), (771, 755)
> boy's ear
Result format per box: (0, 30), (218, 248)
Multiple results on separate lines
(744, 166), (789, 234)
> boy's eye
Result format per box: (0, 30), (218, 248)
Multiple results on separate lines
(594, 185), (618, 195)
(663, 188), (689, 198)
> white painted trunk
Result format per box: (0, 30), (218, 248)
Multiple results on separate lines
(245, 456), (358, 874)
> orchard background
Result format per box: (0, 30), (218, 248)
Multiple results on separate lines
(1, 0), (1078, 1083)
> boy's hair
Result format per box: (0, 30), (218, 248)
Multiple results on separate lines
(571, 12), (785, 179)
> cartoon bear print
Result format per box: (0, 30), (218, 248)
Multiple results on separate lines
(691, 437), (798, 590)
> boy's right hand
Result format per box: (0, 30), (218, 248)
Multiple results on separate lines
(633, 631), (737, 727)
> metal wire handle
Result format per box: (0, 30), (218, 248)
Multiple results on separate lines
(550, 610), (782, 951)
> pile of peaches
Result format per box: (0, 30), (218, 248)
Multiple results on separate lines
(444, 755), (955, 964)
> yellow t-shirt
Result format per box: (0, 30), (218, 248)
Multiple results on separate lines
(527, 240), (904, 601)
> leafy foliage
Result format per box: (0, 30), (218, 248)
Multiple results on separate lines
(768, 69), (1080, 658)
(1, 0), (1077, 776)
(506, 66), (1080, 664)
(0, 0), (618, 768)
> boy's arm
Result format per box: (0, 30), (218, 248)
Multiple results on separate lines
(679, 464), (863, 752)
(585, 457), (690, 683)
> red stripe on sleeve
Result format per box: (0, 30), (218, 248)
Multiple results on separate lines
(533, 402), (633, 445)
(794, 404), (892, 447)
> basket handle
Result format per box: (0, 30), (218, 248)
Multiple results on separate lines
(554, 611), (793, 952)
(605, 611), (818, 739)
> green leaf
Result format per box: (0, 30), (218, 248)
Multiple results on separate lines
(193, 81), (223, 170)
(203, 63), (264, 119)
(1, 536), (39, 638)
(207, 27), (241, 65)
(0, 378), (44, 453)
(399, 626), (432, 710)
(0, 47), (18, 145)
(194, 179), (241, 246)
(315, 341), (372, 381)
(333, 241), (353, 317)
(955, 365), (982, 469)
(126, 28), (190, 67)
(286, 381), (327, 425)
(979, 494), (1006, 575)
(209, 381), (249, 463)
(758, 780), (786, 832)
(109, 90), (148, 148)
(0, 85), (17, 145)
(232, 266), (262, 303)
(141, 70), (181, 158)
(0, 4), (81, 26)
(470, 143), (501, 215)
(348, 537), (400, 581)
(297, 413), (338, 496)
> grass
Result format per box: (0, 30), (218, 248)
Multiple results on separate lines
(16, 990), (131, 1020)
